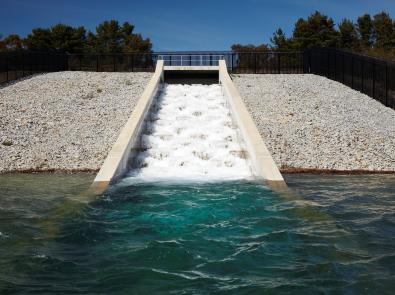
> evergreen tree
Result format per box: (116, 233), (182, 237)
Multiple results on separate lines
(231, 43), (268, 52)
(3, 34), (23, 51)
(357, 14), (374, 48)
(270, 28), (292, 50)
(24, 25), (87, 53)
(292, 11), (339, 49)
(24, 28), (53, 51)
(121, 22), (152, 52)
(85, 20), (152, 53)
(372, 11), (395, 48)
(231, 43), (269, 70)
(338, 19), (359, 49)
(50, 24), (86, 53)
(0, 34), (5, 52)
(93, 20), (122, 53)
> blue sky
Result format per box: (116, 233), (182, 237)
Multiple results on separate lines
(0, 0), (394, 51)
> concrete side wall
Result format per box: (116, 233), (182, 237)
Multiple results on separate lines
(91, 60), (164, 193)
(219, 60), (285, 183)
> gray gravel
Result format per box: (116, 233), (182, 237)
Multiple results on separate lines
(0, 71), (151, 172)
(233, 74), (395, 171)
(1, 72), (393, 173)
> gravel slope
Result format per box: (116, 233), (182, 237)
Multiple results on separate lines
(233, 74), (395, 172)
(0, 72), (151, 172)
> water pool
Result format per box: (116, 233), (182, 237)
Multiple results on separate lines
(0, 174), (394, 294)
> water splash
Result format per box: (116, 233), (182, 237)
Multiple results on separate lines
(123, 84), (252, 183)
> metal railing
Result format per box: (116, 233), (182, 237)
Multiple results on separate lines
(0, 50), (393, 109)
(0, 51), (68, 85)
(304, 48), (395, 109)
(158, 54), (224, 66)
(64, 52), (305, 73)
(0, 51), (305, 85)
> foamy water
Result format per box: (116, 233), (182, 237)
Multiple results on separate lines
(123, 84), (252, 183)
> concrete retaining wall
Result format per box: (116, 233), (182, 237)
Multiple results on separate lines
(219, 60), (285, 185)
(90, 60), (164, 193)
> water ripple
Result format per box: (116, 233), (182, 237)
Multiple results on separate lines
(0, 175), (394, 293)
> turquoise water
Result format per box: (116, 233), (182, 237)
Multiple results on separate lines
(0, 174), (394, 294)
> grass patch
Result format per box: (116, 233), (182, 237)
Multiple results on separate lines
(2, 139), (13, 146)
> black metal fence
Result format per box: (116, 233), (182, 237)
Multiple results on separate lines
(0, 51), (68, 84)
(66, 51), (304, 74)
(227, 51), (304, 74)
(0, 51), (304, 84)
(67, 53), (156, 72)
(305, 48), (395, 109)
(0, 49), (394, 109)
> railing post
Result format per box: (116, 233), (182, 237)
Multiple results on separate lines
(305, 50), (309, 73)
(6, 54), (9, 83)
(22, 52), (25, 77)
(231, 53), (234, 72)
(333, 51), (336, 80)
(96, 55), (99, 72)
(131, 54), (134, 72)
(277, 53), (281, 74)
(385, 63), (389, 107)
(79, 55), (82, 71)
(309, 50), (312, 73)
(327, 49), (330, 77)
(254, 52), (257, 74)
(372, 62), (376, 100)
(351, 55), (354, 88)
(342, 53), (345, 83)
(361, 59), (364, 93)
(210, 54), (212, 66)
(113, 55), (116, 72)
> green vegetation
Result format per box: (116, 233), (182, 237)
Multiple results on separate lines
(1, 11), (393, 60)
(232, 11), (395, 60)
(0, 20), (152, 54)
(2, 139), (13, 146)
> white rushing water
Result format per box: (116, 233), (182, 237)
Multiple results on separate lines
(124, 84), (252, 183)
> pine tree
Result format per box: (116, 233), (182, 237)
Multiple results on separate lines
(24, 28), (53, 51)
(3, 34), (23, 51)
(50, 24), (86, 53)
(357, 14), (374, 48)
(339, 19), (359, 49)
(270, 28), (292, 50)
(372, 11), (395, 48)
(292, 11), (339, 50)
(0, 34), (5, 52)
(231, 44), (268, 52)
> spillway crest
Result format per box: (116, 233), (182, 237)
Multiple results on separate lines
(125, 84), (252, 182)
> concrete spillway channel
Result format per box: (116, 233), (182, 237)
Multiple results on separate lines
(90, 60), (285, 195)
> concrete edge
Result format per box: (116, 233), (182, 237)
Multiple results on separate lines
(164, 66), (219, 71)
(90, 60), (164, 194)
(219, 60), (285, 183)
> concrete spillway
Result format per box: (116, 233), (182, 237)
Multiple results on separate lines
(124, 84), (252, 183)
(91, 60), (284, 194)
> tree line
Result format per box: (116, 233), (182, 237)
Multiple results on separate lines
(1, 11), (394, 59)
(0, 20), (152, 54)
(232, 11), (395, 59)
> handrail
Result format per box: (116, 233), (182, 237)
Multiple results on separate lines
(158, 54), (224, 66)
